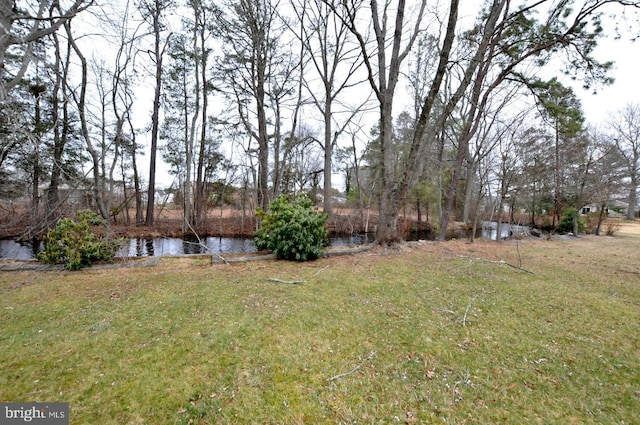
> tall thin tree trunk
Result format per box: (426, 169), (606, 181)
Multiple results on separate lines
(47, 25), (63, 214)
(145, 1), (168, 226)
(66, 22), (109, 219)
(377, 96), (400, 243)
(184, 55), (196, 233)
(462, 160), (476, 223)
(145, 70), (160, 225)
(195, 12), (208, 227)
(553, 120), (561, 227)
(595, 201), (606, 235)
(121, 159), (130, 225)
(272, 100), (282, 199)
(256, 83), (269, 210)
(627, 178), (637, 220)
(323, 91), (333, 215)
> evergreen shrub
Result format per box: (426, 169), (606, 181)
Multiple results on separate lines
(557, 207), (586, 234)
(254, 194), (329, 261)
(38, 210), (124, 270)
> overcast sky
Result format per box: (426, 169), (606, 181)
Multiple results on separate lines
(574, 32), (639, 125)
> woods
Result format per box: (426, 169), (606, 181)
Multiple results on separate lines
(1, 0), (639, 243)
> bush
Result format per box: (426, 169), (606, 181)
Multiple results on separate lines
(254, 194), (329, 261)
(605, 219), (621, 236)
(557, 207), (586, 234)
(38, 210), (124, 270)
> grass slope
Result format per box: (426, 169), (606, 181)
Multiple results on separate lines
(1, 228), (639, 424)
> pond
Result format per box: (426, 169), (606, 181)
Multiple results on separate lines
(480, 221), (530, 240)
(0, 239), (41, 260)
(0, 234), (376, 260)
(120, 234), (375, 257)
(0, 222), (529, 260)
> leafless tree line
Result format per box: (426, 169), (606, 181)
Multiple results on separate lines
(0, 0), (638, 242)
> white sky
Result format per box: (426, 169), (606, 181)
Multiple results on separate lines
(575, 35), (640, 125)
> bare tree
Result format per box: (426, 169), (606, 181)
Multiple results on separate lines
(106, 1), (145, 224)
(607, 103), (640, 220)
(267, 39), (301, 201)
(426, 1), (636, 240)
(216, 0), (286, 211)
(332, 0), (506, 243)
(290, 0), (368, 215)
(327, 0), (429, 244)
(587, 127), (626, 234)
(64, 19), (111, 219)
(160, 32), (195, 232)
(45, 4), (67, 215)
(138, 0), (174, 226)
(0, 0), (92, 100)
(190, 0), (219, 227)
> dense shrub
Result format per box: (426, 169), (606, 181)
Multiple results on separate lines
(254, 194), (329, 261)
(38, 210), (124, 270)
(557, 207), (586, 234)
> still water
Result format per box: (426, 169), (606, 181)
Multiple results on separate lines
(0, 234), (375, 260)
(480, 222), (530, 240)
(0, 222), (529, 260)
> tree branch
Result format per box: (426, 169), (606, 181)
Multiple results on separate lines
(327, 351), (376, 381)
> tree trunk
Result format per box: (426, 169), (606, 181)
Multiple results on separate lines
(184, 58), (196, 234)
(553, 120), (561, 227)
(66, 22), (109, 219)
(272, 100), (282, 199)
(438, 1), (506, 240)
(496, 199), (505, 243)
(627, 179), (638, 220)
(129, 124), (144, 225)
(121, 160), (130, 226)
(47, 25), (64, 214)
(595, 201), (606, 235)
(323, 91), (333, 215)
(256, 71), (270, 211)
(462, 160), (476, 223)
(145, 9), (165, 226)
(377, 97), (401, 244)
(195, 13), (208, 227)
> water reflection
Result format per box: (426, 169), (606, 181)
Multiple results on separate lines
(4, 235), (374, 259)
(1, 226), (530, 260)
(481, 222), (530, 240)
(0, 239), (42, 260)
(117, 234), (373, 257)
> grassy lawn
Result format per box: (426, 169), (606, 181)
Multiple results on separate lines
(1, 226), (639, 424)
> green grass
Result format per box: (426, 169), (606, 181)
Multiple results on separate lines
(1, 233), (639, 424)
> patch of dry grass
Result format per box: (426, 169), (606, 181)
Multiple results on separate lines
(1, 222), (639, 424)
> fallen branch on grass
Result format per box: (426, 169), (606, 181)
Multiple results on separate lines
(314, 265), (330, 276)
(267, 278), (305, 285)
(462, 302), (472, 327)
(212, 253), (228, 265)
(435, 306), (476, 326)
(500, 259), (534, 274)
(444, 248), (534, 274)
(327, 351), (377, 382)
